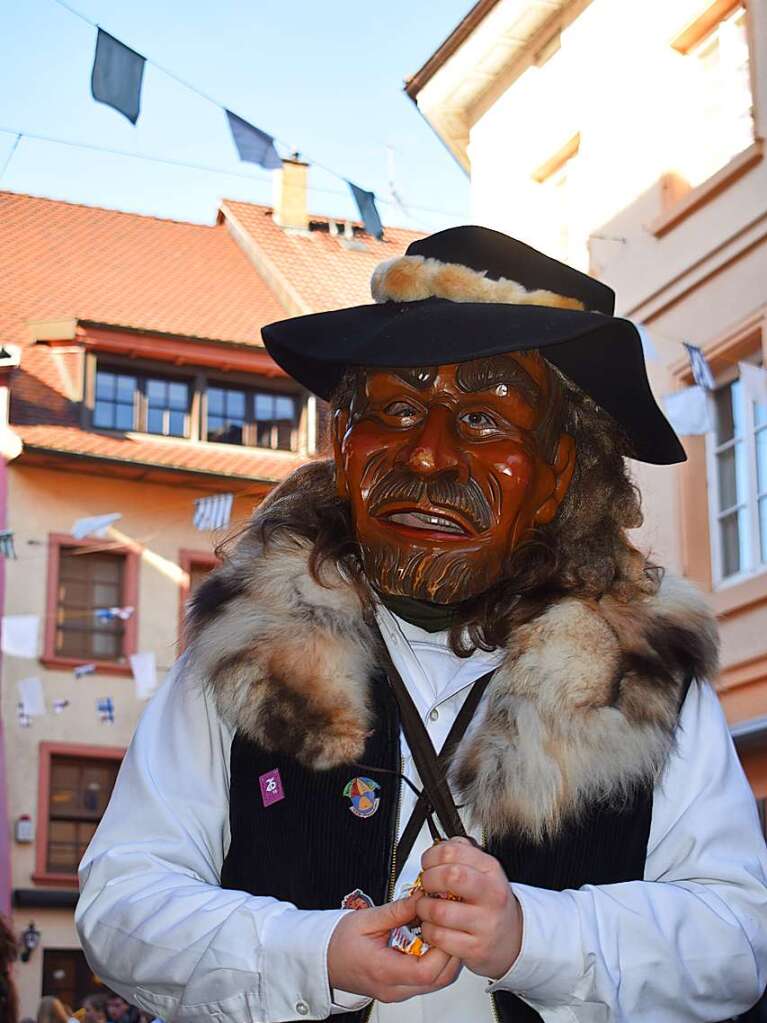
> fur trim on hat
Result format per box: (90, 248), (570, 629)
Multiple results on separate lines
(186, 540), (718, 842)
(370, 254), (586, 311)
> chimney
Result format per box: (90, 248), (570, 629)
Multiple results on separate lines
(273, 154), (309, 232)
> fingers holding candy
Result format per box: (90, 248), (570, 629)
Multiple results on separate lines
(412, 836), (524, 980)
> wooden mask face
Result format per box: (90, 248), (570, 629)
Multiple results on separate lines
(333, 354), (576, 605)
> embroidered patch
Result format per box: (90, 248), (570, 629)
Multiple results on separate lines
(341, 888), (374, 911)
(342, 776), (381, 818)
(259, 768), (285, 807)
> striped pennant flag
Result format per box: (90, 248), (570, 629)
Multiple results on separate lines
(193, 493), (234, 532)
(683, 343), (715, 390)
(97, 696), (115, 724)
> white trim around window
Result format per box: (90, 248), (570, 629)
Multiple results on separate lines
(706, 360), (767, 587)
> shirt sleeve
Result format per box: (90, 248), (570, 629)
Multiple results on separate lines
(75, 656), (349, 1023)
(490, 680), (767, 1020)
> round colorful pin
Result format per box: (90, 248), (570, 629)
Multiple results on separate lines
(343, 776), (381, 818)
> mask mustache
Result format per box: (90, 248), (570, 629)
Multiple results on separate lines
(366, 466), (492, 534)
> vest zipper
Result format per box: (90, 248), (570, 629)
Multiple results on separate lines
(483, 827), (501, 1023)
(385, 755), (404, 902)
(361, 756), (403, 1023)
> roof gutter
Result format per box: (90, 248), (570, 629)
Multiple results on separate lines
(17, 444), (284, 488)
(404, 0), (503, 102)
(730, 715), (767, 752)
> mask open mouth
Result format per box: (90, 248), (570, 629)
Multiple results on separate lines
(378, 507), (471, 537)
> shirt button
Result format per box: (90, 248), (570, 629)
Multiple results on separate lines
(295, 1001), (309, 1015)
(428, 708), (440, 722)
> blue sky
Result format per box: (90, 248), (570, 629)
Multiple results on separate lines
(0, 0), (472, 231)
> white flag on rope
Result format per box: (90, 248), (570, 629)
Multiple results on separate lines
(18, 676), (46, 717)
(130, 651), (157, 701)
(193, 493), (233, 532)
(739, 362), (767, 406)
(663, 386), (713, 436)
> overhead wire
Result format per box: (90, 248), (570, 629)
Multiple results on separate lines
(0, 126), (462, 218)
(24, 0), (464, 221)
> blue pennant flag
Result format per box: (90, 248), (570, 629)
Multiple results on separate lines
(91, 28), (146, 125)
(348, 182), (384, 240)
(226, 111), (282, 170)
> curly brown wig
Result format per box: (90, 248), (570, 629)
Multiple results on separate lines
(242, 356), (660, 655)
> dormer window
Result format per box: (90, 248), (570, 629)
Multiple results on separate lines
(93, 368), (191, 438)
(206, 385), (297, 450)
(91, 360), (300, 452)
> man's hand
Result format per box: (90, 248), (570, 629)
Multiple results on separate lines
(415, 837), (523, 980)
(327, 896), (461, 1003)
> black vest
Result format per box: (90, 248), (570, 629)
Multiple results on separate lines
(221, 671), (654, 1023)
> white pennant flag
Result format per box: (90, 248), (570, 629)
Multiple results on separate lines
(72, 513), (122, 540)
(18, 676), (46, 717)
(193, 493), (233, 532)
(130, 651), (157, 701)
(663, 386), (713, 436)
(633, 322), (659, 362)
(1, 615), (40, 658)
(739, 362), (767, 405)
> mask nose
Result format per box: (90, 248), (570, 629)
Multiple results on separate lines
(399, 405), (468, 483)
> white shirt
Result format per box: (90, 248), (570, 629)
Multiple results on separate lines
(76, 616), (767, 1023)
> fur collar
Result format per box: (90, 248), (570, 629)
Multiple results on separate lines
(186, 538), (718, 841)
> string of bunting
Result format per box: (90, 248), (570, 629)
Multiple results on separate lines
(50, 0), (385, 238)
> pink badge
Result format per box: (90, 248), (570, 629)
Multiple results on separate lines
(259, 768), (285, 807)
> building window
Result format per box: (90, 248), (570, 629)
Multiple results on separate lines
(178, 549), (219, 648)
(709, 369), (767, 581)
(94, 367), (190, 438)
(532, 133), (586, 270)
(93, 369), (136, 430)
(255, 392), (297, 450)
(55, 550), (125, 660)
(206, 386), (297, 451)
(43, 949), (106, 1010)
(146, 378), (190, 437)
(44, 535), (139, 670)
(673, 2), (753, 181)
(35, 743), (123, 885)
(46, 754), (119, 873)
(207, 385), (246, 444)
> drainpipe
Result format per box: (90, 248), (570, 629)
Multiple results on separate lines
(0, 344), (22, 916)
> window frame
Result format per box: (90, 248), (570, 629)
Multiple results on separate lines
(203, 381), (300, 452)
(178, 548), (220, 650)
(33, 741), (124, 888)
(87, 355), (303, 453)
(92, 363), (193, 439)
(42, 533), (140, 675)
(706, 362), (767, 588)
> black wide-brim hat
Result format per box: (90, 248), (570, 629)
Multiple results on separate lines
(261, 225), (685, 465)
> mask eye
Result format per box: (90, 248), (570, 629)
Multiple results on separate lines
(458, 410), (502, 437)
(383, 400), (422, 425)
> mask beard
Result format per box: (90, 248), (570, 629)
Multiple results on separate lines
(360, 535), (502, 605)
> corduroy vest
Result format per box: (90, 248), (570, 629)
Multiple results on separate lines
(221, 671), (654, 1023)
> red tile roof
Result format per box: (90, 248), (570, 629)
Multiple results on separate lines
(14, 423), (307, 484)
(3, 189), (423, 482)
(221, 201), (423, 313)
(0, 191), (287, 346)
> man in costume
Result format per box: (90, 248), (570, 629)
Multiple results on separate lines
(77, 227), (767, 1022)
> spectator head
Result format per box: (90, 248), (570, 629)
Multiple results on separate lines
(104, 995), (129, 1022)
(81, 994), (107, 1023)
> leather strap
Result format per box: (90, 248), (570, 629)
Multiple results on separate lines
(378, 640), (495, 877)
(394, 669), (494, 875)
